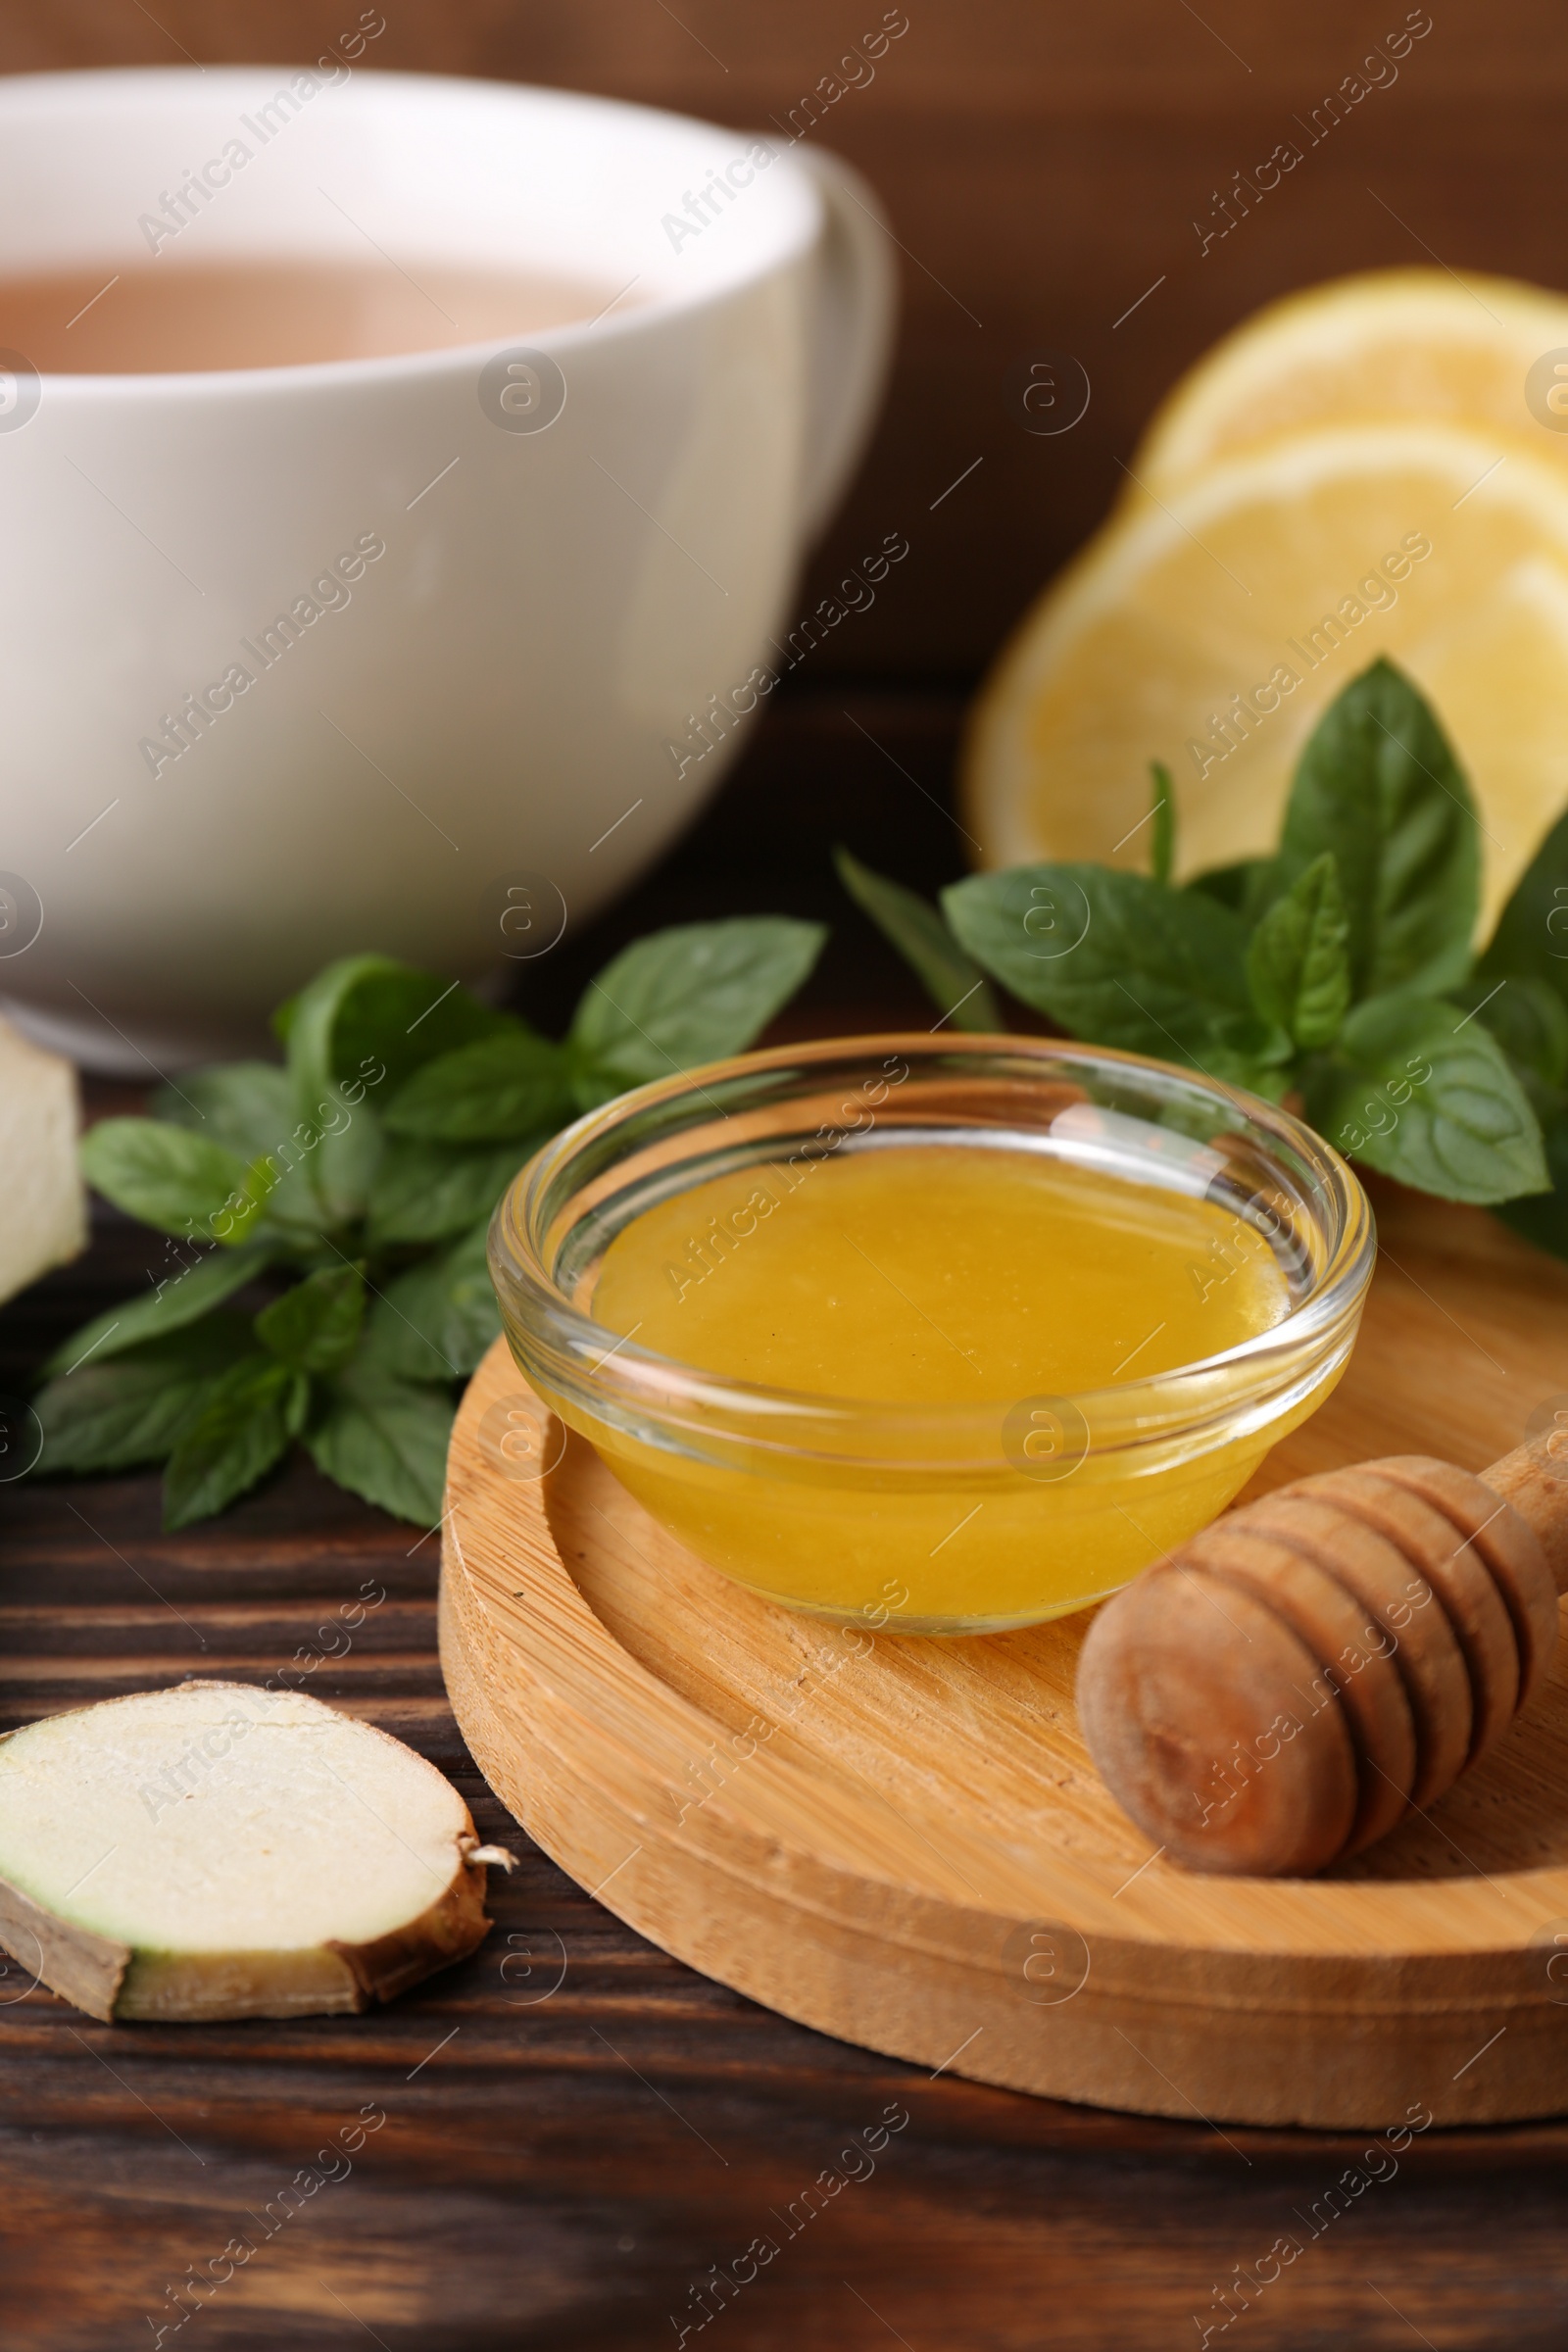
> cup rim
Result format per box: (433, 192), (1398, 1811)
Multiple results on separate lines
(490, 1031), (1377, 1464)
(0, 66), (822, 396)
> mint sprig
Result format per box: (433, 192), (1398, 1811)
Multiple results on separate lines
(32, 916), (824, 1530)
(844, 656), (1557, 1227)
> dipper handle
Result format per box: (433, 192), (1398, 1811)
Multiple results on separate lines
(1483, 1435), (1568, 1595)
(1075, 1438), (1566, 1878)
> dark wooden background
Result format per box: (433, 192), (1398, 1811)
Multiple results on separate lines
(6, 3), (1568, 2344)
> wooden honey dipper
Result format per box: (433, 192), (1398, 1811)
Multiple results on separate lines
(1076, 1436), (1568, 1876)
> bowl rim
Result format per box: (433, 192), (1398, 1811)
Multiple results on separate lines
(488, 1030), (1377, 1457)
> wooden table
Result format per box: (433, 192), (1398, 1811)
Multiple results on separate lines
(5, 700), (1568, 2350)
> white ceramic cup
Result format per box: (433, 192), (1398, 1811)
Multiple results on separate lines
(0, 64), (896, 1070)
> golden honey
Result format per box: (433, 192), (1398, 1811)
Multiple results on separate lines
(583, 1143), (1293, 1628)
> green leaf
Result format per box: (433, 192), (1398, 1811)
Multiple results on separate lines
(943, 864), (1289, 1084)
(383, 1031), (573, 1142)
(305, 1365), (454, 1525)
(42, 1242), (274, 1376)
(833, 847), (1000, 1031)
(162, 1355), (308, 1530)
(150, 1063), (325, 1240)
(280, 954), (510, 1100)
(1495, 1104), (1568, 1259)
(359, 1219), (500, 1382)
(80, 1119), (256, 1243)
(150, 1063), (292, 1157)
(1185, 858), (1279, 922)
(31, 1316), (258, 1475)
(1276, 658), (1479, 1000)
(256, 1264), (366, 1375)
(281, 955), (508, 1224)
(367, 1136), (537, 1248)
(1246, 853), (1351, 1050)
(568, 917), (826, 1084)
(1304, 992), (1549, 1204)
(1149, 762), (1175, 888)
(1476, 801), (1568, 1009)
(568, 1065), (633, 1116)
(1449, 973), (1568, 1093)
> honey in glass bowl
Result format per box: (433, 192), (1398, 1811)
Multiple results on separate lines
(488, 1037), (1374, 1634)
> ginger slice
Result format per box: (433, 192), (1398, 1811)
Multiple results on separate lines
(0, 1013), (85, 1307)
(0, 1681), (508, 2021)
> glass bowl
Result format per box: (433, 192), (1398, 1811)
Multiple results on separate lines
(488, 1035), (1375, 1635)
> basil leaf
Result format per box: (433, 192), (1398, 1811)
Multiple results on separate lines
(569, 917), (826, 1083)
(367, 1136), (536, 1248)
(1246, 853), (1351, 1050)
(359, 1219), (499, 1382)
(305, 1365), (454, 1525)
(1476, 801), (1568, 1006)
(32, 1316), (257, 1475)
(1276, 658), (1479, 1000)
(1495, 1105), (1568, 1259)
(256, 1264), (365, 1375)
(943, 865), (1288, 1083)
(1304, 992), (1548, 1204)
(383, 1031), (573, 1142)
(1149, 762), (1175, 888)
(834, 847), (1000, 1031)
(42, 1241), (274, 1376)
(80, 1119), (257, 1243)
(162, 1355), (308, 1530)
(1450, 973), (1568, 1093)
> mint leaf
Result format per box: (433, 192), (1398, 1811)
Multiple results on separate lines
(943, 865), (1288, 1083)
(367, 1136), (535, 1248)
(151, 1063), (324, 1240)
(384, 1030), (572, 1142)
(1450, 973), (1568, 1093)
(305, 1366), (454, 1525)
(1476, 801), (1568, 1007)
(1186, 858), (1279, 923)
(1150, 762), (1175, 888)
(1246, 853), (1350, 1050)
(1304, 992), (1548, 1203)
(359, 1219), (499, 1382)
(256, 1264), (365, 1374)
(150, 1063), (292, 1157)
(282, 956), (511, 1224)
(1276, 658), (1479, 1000)
(1495, 1105), (1568, 1259)
(42, 1242), (274, 1376)
(834, 847), (1000, 1031)
(80, 1119), (257, 1243)
(569, 917), (825, 1084)
(281, 954), (508, 1100)
(32, 1316), (257, 1475)
(162, 1355), (308, 1530)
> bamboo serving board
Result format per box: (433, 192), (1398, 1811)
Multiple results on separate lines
(440, 1189), (1568, 2128)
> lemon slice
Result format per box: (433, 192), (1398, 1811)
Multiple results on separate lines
(963, 424), (1568, 934)
(1130, 269), (1568, 496)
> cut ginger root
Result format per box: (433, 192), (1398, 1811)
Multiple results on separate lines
(0, 1682), (512, 2022)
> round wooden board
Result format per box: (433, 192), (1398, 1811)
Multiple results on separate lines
(440, 1188), (1568, 2128)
